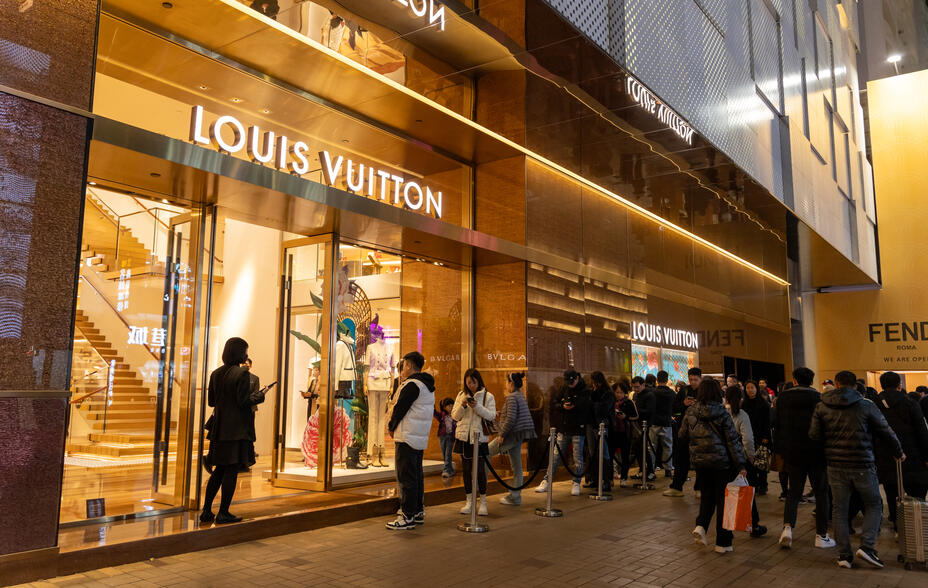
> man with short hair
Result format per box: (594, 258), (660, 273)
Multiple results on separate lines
(774, 366), (832, 549)
(631, 375), (656, 481)
(874, 371), (928, 534)
(385, 352), (435, 530)
(726, 374), (741, 390)
(665, 367), (701, 496)
(535, 369), (591, 496)
(651, 370), (675, 476)
(809, 370), (904, 568)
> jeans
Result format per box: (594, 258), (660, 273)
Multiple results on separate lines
(828, 464), (883, 559)
(783, 461), (829, 535)
(395, 442), (424, 518)
(544, 433), (585, 484)
(439, 435), (454, 475)
(490, 438), (525, 500)
(649, 425), (673, 469)
(695, 468), (733, 548)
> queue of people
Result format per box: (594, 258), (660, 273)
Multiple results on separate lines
(201, 338), (927, 570)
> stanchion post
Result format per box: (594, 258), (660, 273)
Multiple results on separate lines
(535, 427), (563, 518)
(636, 420), (653, 491)
(590, 422), (612, 501)
(458, 430), (489, 533)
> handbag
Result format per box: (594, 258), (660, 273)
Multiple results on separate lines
(753, 444), (771, 472)
(479, 391), (499, 436)
(722, 474), (755, 532)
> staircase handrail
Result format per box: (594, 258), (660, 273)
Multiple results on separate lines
(70, 384), (108, 405)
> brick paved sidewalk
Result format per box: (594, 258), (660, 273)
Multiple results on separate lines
(18, 478), (923, 587)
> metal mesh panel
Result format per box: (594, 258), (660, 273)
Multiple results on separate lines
(750, 0), (783, 112)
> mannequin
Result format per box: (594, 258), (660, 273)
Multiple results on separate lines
(365, 316), (394, 466)
(334, 332), (356, 399)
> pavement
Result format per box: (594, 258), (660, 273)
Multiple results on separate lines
(17, 473), (924, 587)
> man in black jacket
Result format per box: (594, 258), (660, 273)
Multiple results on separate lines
(874, 371), (928, 532)
(631, 376), (656, 481)
(535, 369), (591, 496)
(651, 370), (676, 476)
(809, 370), (904, 569)
(774, 367), (831, 549)
(665, 367), (701, 496)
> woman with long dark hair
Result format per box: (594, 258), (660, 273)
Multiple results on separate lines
(588, 371), (616, 492)
(612, 379), (638, 486)
(725, 386), (765, 537)
(451, 368), (496, 516)
(679, 377), (746, 553)
(742, 380), (771, 495)
(201, 337), (259, 524)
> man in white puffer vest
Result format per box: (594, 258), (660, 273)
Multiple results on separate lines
(385, 351), (435, 530)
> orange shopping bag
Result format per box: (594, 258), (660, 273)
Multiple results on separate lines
(722, 474), (755, 532)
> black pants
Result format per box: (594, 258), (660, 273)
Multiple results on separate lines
(395, 442), (424, 518)
(461, 449), (487, 495)
(695, 469), (733, 547)
(611, 431), (631, 479)
(670, 434), (691, 491)
(883, 480), (928, 531)
(745, 466), (762, 526)
(203, 465), (239, 514)
(783, 461), (829, 535)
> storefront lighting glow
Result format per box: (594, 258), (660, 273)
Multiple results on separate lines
(228, 0), (789, 286)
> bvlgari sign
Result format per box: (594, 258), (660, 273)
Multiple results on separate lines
(189, 106), (443, 219)
(626, 75), (696, 145)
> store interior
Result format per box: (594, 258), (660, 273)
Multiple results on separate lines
(63, 186), (447, 524)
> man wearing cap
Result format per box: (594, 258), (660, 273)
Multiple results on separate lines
(535, 369), (592, 496)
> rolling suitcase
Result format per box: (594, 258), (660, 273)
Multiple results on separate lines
(895, 459), (928, 570)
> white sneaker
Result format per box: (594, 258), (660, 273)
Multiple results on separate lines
(478, 495), (488, 516)
(571, 482), (581, 496)
(693, 525), (707, 546)
(459, 494), (472, 515)
(534, 479), (548, 493)
(714, 545), (733, 554)
(815, 534), (836, 548)
(779, 526), (792, 548)
(499, 495), (521, 506)
(619, 479), (630, 487)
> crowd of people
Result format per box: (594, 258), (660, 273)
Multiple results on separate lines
(382, 353), (928, 571)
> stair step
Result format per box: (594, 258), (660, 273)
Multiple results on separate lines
(89, 432), (155, 444)
(66, 441), (152, 458)
(90, 419), (171, 430)
(114, 378), (144, 387)
(86, 409), (155, 420)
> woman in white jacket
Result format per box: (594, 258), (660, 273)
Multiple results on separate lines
(725, 385), (765, 538)
(452, 368), (496, 516)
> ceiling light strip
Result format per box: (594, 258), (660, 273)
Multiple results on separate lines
(222, 0), (789, 286)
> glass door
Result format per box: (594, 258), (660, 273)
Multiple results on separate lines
(271, 236), (334, 491)
(152, 211), (205, 507)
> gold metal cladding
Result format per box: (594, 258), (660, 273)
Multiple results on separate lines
(102, 0), (788, 286)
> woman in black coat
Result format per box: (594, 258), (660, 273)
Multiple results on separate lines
(742, 380), (771, 494)
(679, 377), (746, 553)
(201, 337), (258, 524)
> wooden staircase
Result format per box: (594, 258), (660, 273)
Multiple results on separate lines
(80, 192), (154, 275)
(67, 310), (158, 459)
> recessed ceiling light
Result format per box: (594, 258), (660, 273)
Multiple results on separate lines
(198, 84), (208, 90)
(88, 181), (97, 186)
(261, 108), (270, 114)
(231, 97), (242, 103)
(161, 199), (169, 204)
(162, 2), (173, 8)
(342, 139), (350, 143)
(150, 172), (161, 177)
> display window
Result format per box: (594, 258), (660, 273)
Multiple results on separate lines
(631, 344), (698, 383)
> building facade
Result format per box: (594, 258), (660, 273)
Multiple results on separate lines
(0, 0), (874, 580)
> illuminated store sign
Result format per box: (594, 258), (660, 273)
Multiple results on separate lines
(390, 0), (446, 32)
(631, 321), (699, 350)
(625, 75), (695, 145)
(189, 106), (442, 219)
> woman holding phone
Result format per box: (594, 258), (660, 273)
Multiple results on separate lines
(201, 337), (264, 524)
(452, 368), (496, 516)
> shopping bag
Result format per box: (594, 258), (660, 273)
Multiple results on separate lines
(722, 474), (755, 532)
